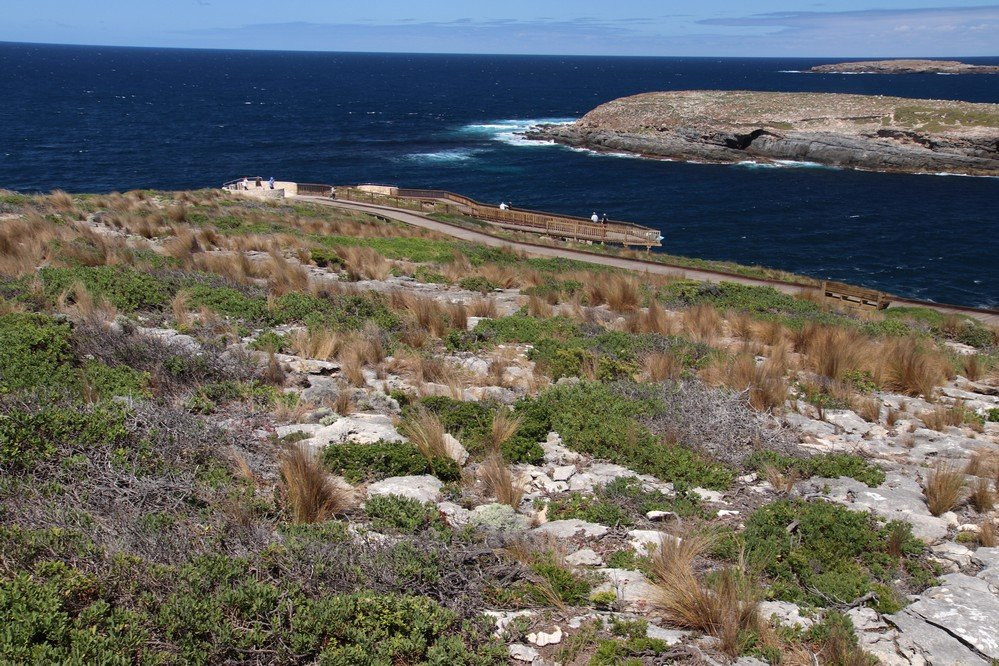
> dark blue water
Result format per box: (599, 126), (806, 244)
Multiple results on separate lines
(2, 43), (997, 307)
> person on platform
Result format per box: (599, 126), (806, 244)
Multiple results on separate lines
(268, 176), (275, 189)
(499, 202), (508, 210)
(590, 212), (599, 223)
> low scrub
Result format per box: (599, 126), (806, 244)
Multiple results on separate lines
(514, 382), (734, 490)
(321, 440), (461, 483)
(364, 494), (442, 533)
(743, 500), (934, 612)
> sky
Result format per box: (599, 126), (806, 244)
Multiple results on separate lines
(1, 1), (997, 57)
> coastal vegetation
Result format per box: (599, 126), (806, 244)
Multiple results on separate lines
(0, 187), (996, 664)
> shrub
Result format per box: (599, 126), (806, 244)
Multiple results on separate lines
(748, 451), (885, 487)
(39, 266), (167, 312)
(186, 284), (268, 322)
(364, 494), (441, 533)
(409, 396), (498, 456)
(309, 246), (345, 269)
(743, 500), (930, 610)
(470, 313), (580, 347)
(0, 403), (128, 469)
(249, 330), (288, 353)
(82, 360), (151, 399)
(0, 312), (78, 394)
(528, 553), (592, 606)
(321, 441), (461, 483)
(458, 276), (499, 293)
(514, 383), (734, 489)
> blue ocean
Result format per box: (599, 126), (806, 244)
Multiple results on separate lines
(1, 43), (996, 307)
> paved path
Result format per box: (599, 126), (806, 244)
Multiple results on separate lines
(295, 194), (999, 327)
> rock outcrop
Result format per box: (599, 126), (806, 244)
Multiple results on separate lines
(810, 59), (999, 75)
(524, 90), (999, 176)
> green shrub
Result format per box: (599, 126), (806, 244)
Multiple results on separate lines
(548, 494), (633, 527)
(409, 396), (493, 451)
(513, 383), (733, 489)
(458, 276), (499, 294)
(748, 451), (885, 487)
(364, 495), (442, 533)
(250, 330), (288, 353)
(187, 285), (269, 322)
(322, 441), (461, 483)
(471, 313), (580, 346)
(744, 500), (930, 610)
(0, 403), (129, 469)
(988, 407), (999, 422)
(39, 266), (167, 312)
(528, 554), (591, 605)
(309, 247), (345, 269)
(82, 360), (151, 399)
(0, 312), (78, 394)
(549, 477), (701, 527)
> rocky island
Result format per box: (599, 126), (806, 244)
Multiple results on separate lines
(810, 59), (999, 74)
(525, 90), (999, 175)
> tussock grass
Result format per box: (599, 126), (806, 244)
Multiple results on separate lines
(705, 354), (788, 412)
(479, 453), (524, 508)
(468, 297), (498, 318)
(648, 532), (765, 658)
(971, 477), (995, 513)
(644, 352), (686, 382)
(853, 396), (882, 423)
(880, 338), (946, 398)
(490, 408), (523, 452)
(924, 463), (966, 516)
(337, 246), (391, 280)
(402, 406), (450, 462)
(682, 304), (722, 343)
(280, 445), (350, 524)
(289, 327), (340, 360)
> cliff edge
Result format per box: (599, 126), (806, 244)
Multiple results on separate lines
(524, 90), (999, 175)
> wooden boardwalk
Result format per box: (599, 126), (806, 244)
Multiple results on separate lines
(295, 183), (663, 248)
(222, 178), (999, 326)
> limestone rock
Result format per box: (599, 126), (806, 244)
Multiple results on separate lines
(527, 626), (563, 647)
(366, 475), (442, 504)
(508, 643), (539, 662)
(848, 607), (928, 666)
(565, 548), (604, 567)
(310, 414), (404, 446)
(759, 601), (814, 629)
(592, 568), (658, 610)
(437, 501), (471, 527)
(470, 503), (530, 531)
(531, 519), (609, 540)
(893, 573), (999, 660)
(442, 433), (469, 465)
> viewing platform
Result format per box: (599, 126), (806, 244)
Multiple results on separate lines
(223, 179), (663, 249)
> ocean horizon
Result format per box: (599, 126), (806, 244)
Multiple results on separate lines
(2, 42), (997, 307)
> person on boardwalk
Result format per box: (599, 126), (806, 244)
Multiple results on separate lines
(255, 177), (261, 188)
(590, 212), (599, 223)
(601, 213), (608, 223)
(330, 186), (337, 199)
(499, 202), (508, 210)
(268, 176), (275, 189)
(242, 177), (249, 190)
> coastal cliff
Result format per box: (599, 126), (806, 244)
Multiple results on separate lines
(525, 90), (999, 175)
(810, 59), (999, 74)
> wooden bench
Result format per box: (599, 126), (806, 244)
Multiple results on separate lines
(822, 281), (891, 310)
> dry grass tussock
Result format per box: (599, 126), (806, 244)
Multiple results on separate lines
(289, 327), (341, 360)
(490, 408), (523, 452)
(56, 282), (118, 322)
(467, 297), (498, 317)
(980, 521), (998, 547)
(402, 406), (450, 461)
(682, 304), (723, 343)
(336, 245), (391, 280)
(625, 300), (675, 336)
(648, 532), (766, 658)
(644, 352), (686, 382)
(924, 463), (966, 516)
(527, 294), (553, 318)
(703, 354), (788, 412)
(390, 291), (466, 338)
(479, 454), (524, 508)
(279, 445), (351, 524)
(880, 337), (947, 398)
(853, 396), (883, 423)
(971, 477), (995, 513)
(586, 274), (640, 312)
(265, 249), (311, 295)
(795, 324), (874, 382)
(919, 404), (969, 431)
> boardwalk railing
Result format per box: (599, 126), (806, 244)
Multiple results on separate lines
(295, 183), (663, 248)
